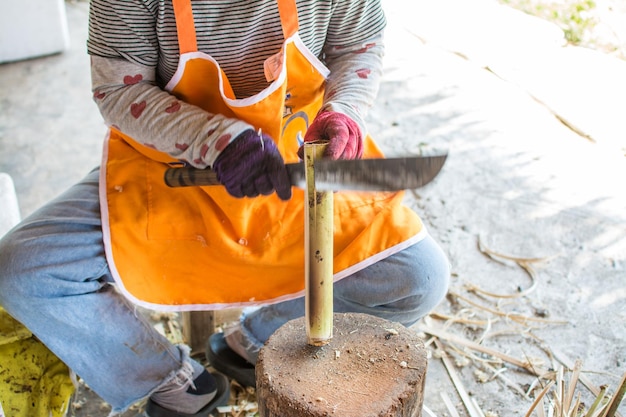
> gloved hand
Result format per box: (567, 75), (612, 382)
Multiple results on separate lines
(212, 129), (292, 200)
(299, 111), (363, 160)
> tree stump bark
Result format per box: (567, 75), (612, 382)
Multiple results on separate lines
(256, 312), (427, 417)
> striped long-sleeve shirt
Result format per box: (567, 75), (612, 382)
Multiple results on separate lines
(88, 0), (387, 168)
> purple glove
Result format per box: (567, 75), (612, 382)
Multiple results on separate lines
(213, 130), (292, 200)
(299, 111), (363, 160)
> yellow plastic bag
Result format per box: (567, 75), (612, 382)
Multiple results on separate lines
(0, 307), (74, 417)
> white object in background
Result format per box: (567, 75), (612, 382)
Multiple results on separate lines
(0, 173), (21, 237)
(0, 0), (70, 63)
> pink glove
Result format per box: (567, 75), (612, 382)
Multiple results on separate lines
(299, 111), (363, 160)
(213, 129), (292, 201)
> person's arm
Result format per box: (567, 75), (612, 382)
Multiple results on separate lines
(88, 0), (251, 169)
(90, 56), (251, 168)
(321, 0), (386, 135)
(321, 33), (385, 138)
(301, 0), (386, 159)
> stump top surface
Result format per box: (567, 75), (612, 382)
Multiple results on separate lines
(256, 313), (427, 417)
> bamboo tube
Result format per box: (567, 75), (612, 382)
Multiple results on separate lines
(304, 141), (333, 346)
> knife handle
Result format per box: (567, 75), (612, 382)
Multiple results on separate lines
(164, 163), (304, 188)
(164, 167), (220, 187)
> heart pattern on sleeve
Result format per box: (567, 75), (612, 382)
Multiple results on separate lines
(355, 68), (371, 79)
(130, 101), (147, 118)
(165, 101), (181, 113)
(123, 74), (143, 85)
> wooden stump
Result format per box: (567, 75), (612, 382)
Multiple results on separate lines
(256, 312), (428, 417)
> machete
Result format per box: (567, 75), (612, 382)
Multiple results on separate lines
(164, 154), (447, 191)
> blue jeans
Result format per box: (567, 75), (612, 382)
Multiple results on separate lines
(0, 168), (449, 412)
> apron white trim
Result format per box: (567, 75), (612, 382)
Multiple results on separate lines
(164, 33), (329, 108)
(98, 132), (138, 307)
(100, 141), (428, 313)
(291, 33), (330, 79)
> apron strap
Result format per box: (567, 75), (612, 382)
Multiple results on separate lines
(277, 0), (299, 39)
(172, 0), (299, 54)
(172, 0), (198, 54)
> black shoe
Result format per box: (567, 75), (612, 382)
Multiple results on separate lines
(144, 371), (230, 417)
(206, 332), (256, 388)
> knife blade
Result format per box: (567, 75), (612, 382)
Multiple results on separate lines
(164, 154), (447, 191)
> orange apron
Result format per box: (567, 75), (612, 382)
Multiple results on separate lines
(100, 0), (425, 310)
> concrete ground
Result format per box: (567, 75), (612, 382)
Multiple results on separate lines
(0, 0), (624, 416)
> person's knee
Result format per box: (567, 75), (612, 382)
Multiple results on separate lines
(400, 238), (450, 324)
(334, 236), (451, 326)
(0, 233), (27, 308)
(399, 265), (450, 325)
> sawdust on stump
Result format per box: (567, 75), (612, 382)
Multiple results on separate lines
(256, 312), (427, 417)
